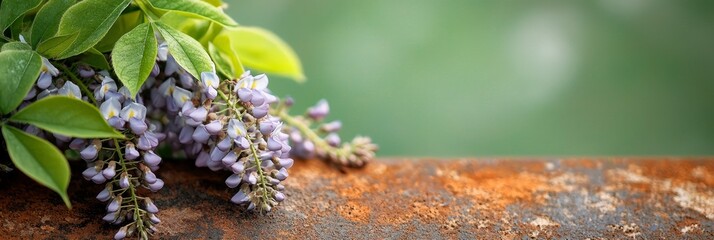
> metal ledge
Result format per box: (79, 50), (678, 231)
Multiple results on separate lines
(1, 158), (713, 238)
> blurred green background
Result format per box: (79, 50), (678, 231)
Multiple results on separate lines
(226, 0), (714, 157)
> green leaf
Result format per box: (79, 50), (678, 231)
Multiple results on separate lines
(80, 48), (111, 70)
(94, 10), (142, 53)
(0, 50), (42, 114)
(29, 0), (76, 48)
(158, 11), (208, 37)
(154, 22), (214, 79)
(0, 0), (43, 32)
(211, 35), (244, 78)
(10, 96), (123, 138)
(201, 0), (223, 7)
(52, 0), (131, 59)
(36, 33), (79, 57)
(1, 41), (31, 51)
(208, 42), (234, 78)
(2, 125), (71, 208)
(220, 27), (305, 82)
(148, 0), (237, 27)
(112, 22), (157, 96)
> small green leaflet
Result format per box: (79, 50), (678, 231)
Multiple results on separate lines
(81, 48), (111, 70)
(148, 0), (237, 27)
(1, 41), (31, 51)
(9, 96), (124, 139)
(112, 22), (158, 96)
(94, 10), (142, 53)
(29, 0), (76, 48)
(2, 125), (72, 208)
(37, 33), (79, 57)
(52, 0), (131, 59)
(0, 50), (42, 114)
(154, 22), (214, 80)
(0, 0), (43, 32)
(211, 36), (244, 79)
(219, 27), (305, 82)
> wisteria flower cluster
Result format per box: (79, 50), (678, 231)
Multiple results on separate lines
(0, 0), (376, 239)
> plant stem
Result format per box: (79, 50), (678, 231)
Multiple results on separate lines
(217, 88), (271, 207)
(113, 138), (145, 235)
(277, 111), (334, 152)
(56, 63), (98, 106)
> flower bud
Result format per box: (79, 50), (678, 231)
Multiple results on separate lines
(149, 213), (161, 224)
(145, 198), (159, 213)
(91, 171), (107, 184)
(192, 124), (210, 143)
(225, 174), (241, 188)
(217, 137), (233, 151)
(148, 179), (164, 192)
(320, 120), (342, 132)
(129, 118), (148, 135)
(267, 136), (283, 151)
(37, 72), (52, 89)
(231, 190), (250, 204)
(195, 151), (210, 167)
(114, 225), (128, 240)
(102, 161), (117, 179)
(96, 187), (112, 202)
(210, 147), (228, 162)
(119, 172), (130, 189)
(275, 168), (289, 181)
(178, 126), (194, 144)
(143, 151), (162, 167)
(125, 143), (140, 160)
(107, 196), (122, 212)
(205, 120), (223, 135)
(307, 99), (329, 121)
(103, 211), (117, 222)
(230, 162), (245, 174)
(80, 145), (98, 161)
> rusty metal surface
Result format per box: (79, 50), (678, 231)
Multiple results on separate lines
(1, 158), (713, 239)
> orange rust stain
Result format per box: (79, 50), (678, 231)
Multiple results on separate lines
(337, 201), (371, 223)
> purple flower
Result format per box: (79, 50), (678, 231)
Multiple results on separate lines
(274, 192), (285, 202)
(120, 103), (147, 122)
(227, 119), (246, 139)
(119, 173), (130, 189)
(143, 151), (162, 166)
(307, 99), (329, 121)
(325, 133), (341, 147)
(107, 196), (122, 212)
(125, 143), (140, 160)
(225, 174), (241, 188)
(102, 161), (117, 179)
(148, 179), (164, 192)
(96, 187), (111, 202)
(145, 198), (159, 213)
(202, 72), (220, 88)
(320, 120), (342, 132)
(205, 120), (223, 135)
(80, 145), (98, 160)
(191, 124), (210, 143)
(231, 190), (250, 204)
(217, 137), (232, 151)
(36, 72), (52, 89)
(58, 81), (82, 99)
(178, 126), (194, 144)
(222, 151), (238, 166)
(100, 98), (122, 120)
(114, 226), (128, 240)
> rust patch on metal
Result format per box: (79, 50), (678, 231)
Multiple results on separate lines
(0, 158), (713, 238)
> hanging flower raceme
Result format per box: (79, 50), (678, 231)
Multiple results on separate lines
(1, 1), (376, 238)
